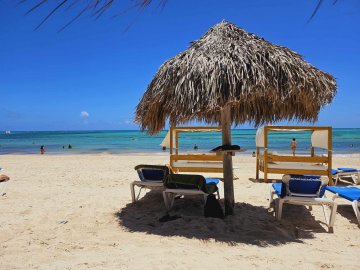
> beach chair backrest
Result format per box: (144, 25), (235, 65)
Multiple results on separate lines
(282, 175), (328, 198)
(134, 165), (170, 182)
(164, 174), (206, 190)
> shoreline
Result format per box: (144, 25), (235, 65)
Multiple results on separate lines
(1, 151), (359, 157)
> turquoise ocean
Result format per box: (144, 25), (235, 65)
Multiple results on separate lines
(0, 129), (359, 156)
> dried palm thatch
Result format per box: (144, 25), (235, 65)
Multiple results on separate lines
(21, 0), (167, 31)
(23, 0), (334, 30)
(136, 21), (337, 134)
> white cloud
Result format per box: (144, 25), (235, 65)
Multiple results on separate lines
(124, 120), (131, 124)
(80, 111), (89, 118)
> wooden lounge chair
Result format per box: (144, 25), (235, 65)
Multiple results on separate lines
(130, 165), (170, 202)
(269, 174), (337, 232)
(326, 186), (360, 225)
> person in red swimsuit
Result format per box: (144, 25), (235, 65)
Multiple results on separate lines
(290, 138), (297, 156)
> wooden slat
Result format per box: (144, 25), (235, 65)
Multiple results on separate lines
(267, 155), (329, 163)
(267, 168), (328, 175)
(173, 167), (223, 173)
(266, 126), (331, 131)
(171, 154), (222, 161)
(172, 126), (221, 131)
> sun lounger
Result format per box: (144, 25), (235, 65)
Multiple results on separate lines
(163, 174), (220, 210)
(130, 165), (170, 202)
(326, 186), (360, 225)
(269, 174), (337, 231)
(332, 168), (360, 185)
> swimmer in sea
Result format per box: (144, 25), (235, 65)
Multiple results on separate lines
(290, 138), (297, 156)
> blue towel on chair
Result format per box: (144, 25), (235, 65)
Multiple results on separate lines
(205, 178), (220, 185)
(337, 168), (358, 173)
(272, 183), (282, 197)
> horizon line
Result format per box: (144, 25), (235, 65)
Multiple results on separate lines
(2, 127), (360, 133)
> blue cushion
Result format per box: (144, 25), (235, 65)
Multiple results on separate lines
(205, 178), (220, 185)
(326, 186), (360, 201)
(288, 180), (323, 196)
(289, 174), (321, 180)
(332, 169), (338, 175)
(288, 175), (325, 196)
(337, 167), (358, 173)
(273, 175), (326, 198)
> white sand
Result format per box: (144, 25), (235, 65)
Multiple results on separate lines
(0, 154), (359, 269)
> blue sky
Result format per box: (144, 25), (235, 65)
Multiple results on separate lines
(0, 0), (359, 131)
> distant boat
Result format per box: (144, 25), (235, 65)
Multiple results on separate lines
(5, 131), (11, 134)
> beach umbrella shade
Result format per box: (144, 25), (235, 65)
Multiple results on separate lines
(135, 21), (337, 215)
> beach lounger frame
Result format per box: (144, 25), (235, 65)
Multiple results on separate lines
(162, 174), (220, 210)
(163, 188), (220, 210)
(326, 186), (360, 225)
(130, 165), (170, 203)
(269, 175), (337, 231)
(332, 168), (360, 185)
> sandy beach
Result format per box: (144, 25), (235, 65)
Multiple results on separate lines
(0, 154), (359, 269)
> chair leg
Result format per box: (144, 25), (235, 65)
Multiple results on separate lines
(321, 204), (330, 226)
(356, 172), (360, 185)
(275, 199), (284, 221)
(328, 202), (337, 229)
(136, 187), (144, 201)
(269, 188), (275, 208)
(169, 193), (175, 209)
(352, 173), (360, 185)
(163, 191), (170, 210)
(130, 182), (136, 203)
(0, 181), (8, 196)
(352, 201), (360, 225)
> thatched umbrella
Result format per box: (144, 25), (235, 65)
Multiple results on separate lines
(135, 21), (337, 215)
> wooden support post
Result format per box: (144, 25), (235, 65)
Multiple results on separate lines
(221, 105), (234, 216)
(264, 127), (268, 183)
(310, 147), (314, 157)
(170, 127), (173, 155)
(328, 127), (333, 185)
(175, 131), (179, 155)
(256, 147), (260, 179)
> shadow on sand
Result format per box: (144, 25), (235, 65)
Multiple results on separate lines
(336, 205), (360, 227)
(115, 191), (327, 246)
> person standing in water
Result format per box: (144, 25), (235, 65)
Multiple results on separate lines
(290, 138), (297, 156)
(40, 145), (45, 155)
